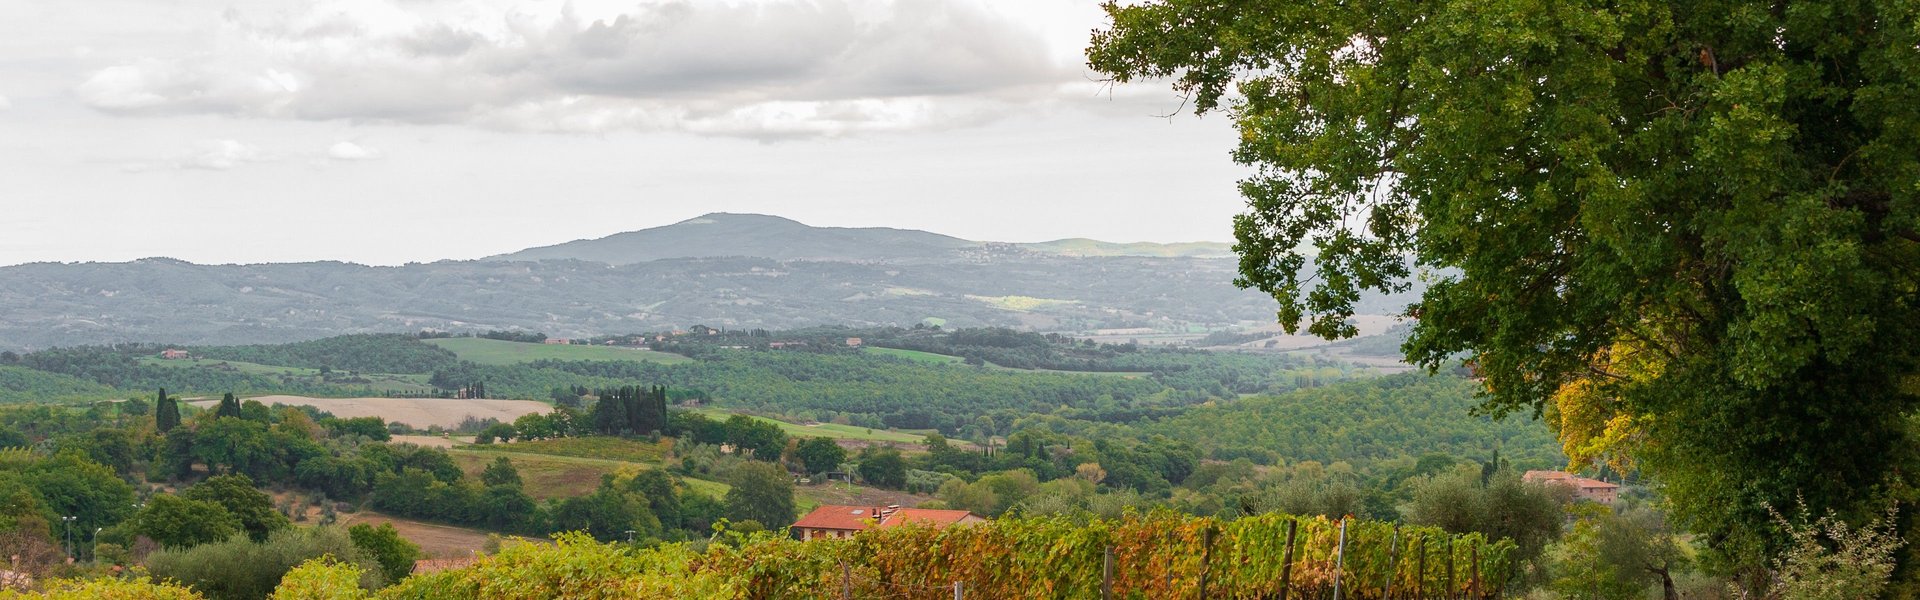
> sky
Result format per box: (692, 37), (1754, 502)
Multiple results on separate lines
(0, 0), (1251, 266)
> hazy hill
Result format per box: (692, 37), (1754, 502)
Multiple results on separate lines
(1016, 238), (1235, 258)
(490, 213), (1236, 264)
(489, 213), (978, 264)
(0, 215), (1420, 350)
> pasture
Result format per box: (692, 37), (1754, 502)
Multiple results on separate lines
(424, 337), (693, 365)
(692, 409), (927, 444)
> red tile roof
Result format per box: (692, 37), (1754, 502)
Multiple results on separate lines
(792, 505), (879, 531)
(875, 509), (981, 529)
(1523, 470), (1619, 490)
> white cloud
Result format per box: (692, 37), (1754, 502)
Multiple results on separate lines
(180, 139), (267, 170)
(0, 95), (11, 111)
(73, 0), (1076, 138)
(327, 141), (382, 160)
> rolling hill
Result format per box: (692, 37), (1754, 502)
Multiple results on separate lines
(0, 214), (1419, 350)
(488, 213), (978, 264)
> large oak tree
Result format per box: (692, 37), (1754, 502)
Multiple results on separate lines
(1089, 0), (1920, 570)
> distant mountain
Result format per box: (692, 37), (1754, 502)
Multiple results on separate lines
(489, 213), (979, 264)
(488, 213), (1236, 264)
(0, 214), (1421, 350)
(1015, 238), (1234, 258)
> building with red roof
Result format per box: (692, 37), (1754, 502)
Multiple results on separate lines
(1523, 470), (1621, 504)
(791, 505), (985, 541)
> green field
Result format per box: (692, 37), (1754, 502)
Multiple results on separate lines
(463, 436), (671, 463)
(139, 357), (317, 376)
(448, 444), (728, 501)
(864, 347), (1149, 377)
(137, 357), (435, 393)
(863, 347), (964, 364)
(694, 408), (927, 444)
(424, 338), (694, 365)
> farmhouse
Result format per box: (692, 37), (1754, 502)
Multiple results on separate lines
(159, 349), (190, 360)
(845, 337), (863, 347)
(791, 505), (984, 541)
(1523, 470), (1620, 504)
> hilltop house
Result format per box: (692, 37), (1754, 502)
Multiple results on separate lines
(1523, 470), (1620, 504)
(159, 349), (190, 360)
(791, 505), (985, 541)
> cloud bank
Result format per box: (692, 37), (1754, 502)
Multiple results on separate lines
(74, 0), (1076, 138)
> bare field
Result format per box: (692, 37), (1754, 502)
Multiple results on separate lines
(190, 396), (551, 429)
(340, 512), (506, 558)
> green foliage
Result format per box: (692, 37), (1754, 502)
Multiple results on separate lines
(0, 578), (205, 600)
(184, 474), (289, 542)
(146, 526), (381, 600)
(855, 447), (906, 490)
(370, 511), (1511, 599)
(215, 393), (241, 419)
(1548, 504), (1689, 600)
(423, 337), (692, 366)
(1406, 466), (1570, 579)
(1088, 0), (1920, 565)
(5, 450), (138, 546)
(348, 523), (423, 585)
(479, 457), (521, 488)
(791, 437), (844, 475)
(0, 365), (118, 403)
(550, 476), (661, 543)
(193, 334), (458, 375)
(323, 417), (391, 442)
(1145, 374), (1563, 469)
(134, 494), (242, 548)
(379, 533), (733, 598)
(722, 462), (794, 529)
(270, 557), (374, 600)
(721, 416), (783, 462)
(1760, 504), (1903, 600)
(156, 388), (180, 433)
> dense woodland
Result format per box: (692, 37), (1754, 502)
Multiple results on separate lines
(0, 328), (1636, 598)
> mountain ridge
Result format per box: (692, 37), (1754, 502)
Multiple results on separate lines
(486, 212), (1233, 264)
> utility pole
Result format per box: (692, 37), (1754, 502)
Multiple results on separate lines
(60, 516), (76, 560)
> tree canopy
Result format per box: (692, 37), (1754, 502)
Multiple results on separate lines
(1089, 0), (1920, 567)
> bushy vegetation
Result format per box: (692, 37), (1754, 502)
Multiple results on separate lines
(0, 366), (120, 404)
(190, 336), (458, 376)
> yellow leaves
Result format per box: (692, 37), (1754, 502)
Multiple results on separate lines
(1548, 338), (1664, 472)
(0, 578), (205, 600)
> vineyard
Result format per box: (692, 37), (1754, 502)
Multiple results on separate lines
(15, 511), (1518, 599)
(694, 511), (1516, 599)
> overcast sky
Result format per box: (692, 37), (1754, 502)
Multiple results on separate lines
(0, 0), (1249, 266)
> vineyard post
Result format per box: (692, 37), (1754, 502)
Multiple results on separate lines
(1332, 518), (1348, 600)
(1163, 530), (1173, 592)
(1103, 546), (1114, 600)
(840, 562), (850, 600)
(1384, 527), (1400, 600)
(1470, 544), (1480, 600)
(953, 581), (963, 600)
(1277, 519), (1298, 600)
(1444, 539), (1454, 600)
(1199, 525), (1216, 600)
(1414, 537), (1425, 600)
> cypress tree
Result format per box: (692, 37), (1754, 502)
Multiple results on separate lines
(155, 388), (179, 432)
(216, 393), (241, 419)
(623, 385), (644, 435)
